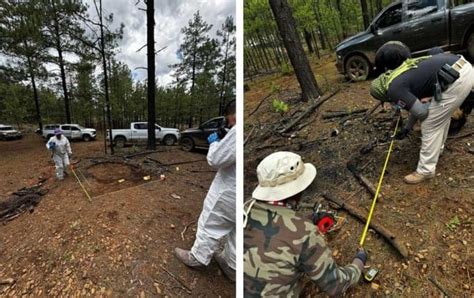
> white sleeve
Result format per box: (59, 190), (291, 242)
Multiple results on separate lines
(66, 138), (72, 155)
(206, 127), (236, 169)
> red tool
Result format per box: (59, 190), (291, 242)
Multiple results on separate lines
(312, 203), (336, 234)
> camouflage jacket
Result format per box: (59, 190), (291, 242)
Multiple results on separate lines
(244, 201), (362, 297)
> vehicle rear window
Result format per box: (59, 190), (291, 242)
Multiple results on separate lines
(62, 125), (70, 130)
(0, 126), (13, 131)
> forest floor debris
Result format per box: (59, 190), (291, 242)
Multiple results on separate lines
(244, 57), (473, 296)
(0, 135), (234, 296)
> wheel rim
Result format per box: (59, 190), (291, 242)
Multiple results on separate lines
(348, 59), (368, 80)
(116, 139), (125, 147)
(165, 136), (175, 145)
(182, 139), (193, 150)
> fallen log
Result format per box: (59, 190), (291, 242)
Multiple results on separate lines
(322, 108), (368, 120)
(347, 160), (384, 201)
(279, 89), (340, 133)
(322, 193), (408, 258)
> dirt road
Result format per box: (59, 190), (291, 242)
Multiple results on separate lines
(244, 56), (473, 296)
(0, 135), (235, 296)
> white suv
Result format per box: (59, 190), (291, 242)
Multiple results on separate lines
(42, 124), (97, 141)
(0, 124), (22, 140)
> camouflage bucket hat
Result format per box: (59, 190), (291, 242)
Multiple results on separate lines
(252, 151), (317, 201)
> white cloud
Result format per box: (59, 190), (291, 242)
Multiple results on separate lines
(87, 0), (235, 86)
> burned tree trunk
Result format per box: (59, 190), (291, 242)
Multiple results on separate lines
(146, 0), (156, 150)
(269, 0), (321, 101)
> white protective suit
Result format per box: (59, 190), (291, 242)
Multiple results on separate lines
(191, 126), (236, 269)
(46, 136), (72, 180)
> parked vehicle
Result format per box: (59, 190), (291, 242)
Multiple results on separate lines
(335, 0), (474, 81)
(180, 116), (225, 151)
(41, 124), (60, 138)
(108, 122), (180, 147)
(42, 124), (96, 141)
(0, 124), (22, 140)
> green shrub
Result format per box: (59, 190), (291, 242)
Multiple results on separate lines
(270, 82), (281, 94)
(272, 99), (289, 114)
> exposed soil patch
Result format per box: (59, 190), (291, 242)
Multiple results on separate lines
(0, 135), (234, 296)
(244, 57), (473, 297)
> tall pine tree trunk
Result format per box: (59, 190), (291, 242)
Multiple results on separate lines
(27, 57), (42, 131)
(146, 0), (156, 149)
(303, 29), (314, 53)
(99, 0), (114, 154)
(269, 0), (321, 101)
(360, 0), (370, 29)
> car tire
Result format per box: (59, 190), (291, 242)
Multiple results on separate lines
(345, 55), (370, 81)
(83, 134), (91, 142)
(114, 136), (126, 148)
(181, 137), (194, 152)
(467, 32), (474, 61)
(163, 134), (177, 146)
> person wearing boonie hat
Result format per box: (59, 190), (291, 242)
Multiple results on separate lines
(244, 151), (367, 297)
(46, 128), (72, 181)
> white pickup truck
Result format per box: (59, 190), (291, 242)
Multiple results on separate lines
(108, 122), (180, 147)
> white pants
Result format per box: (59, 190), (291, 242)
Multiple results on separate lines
(417, 59), (474, 174)
(191, 186), (236, 269)
(53, 153), (70, 179)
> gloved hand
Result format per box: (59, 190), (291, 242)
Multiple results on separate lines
(207, 132), (220, 144)
(395, 127), (410, 140)
(355, 248), (368, 265)
(48, 142), (56, 150)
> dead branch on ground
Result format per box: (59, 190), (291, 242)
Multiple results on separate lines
(322, 108), (368, 120)
(279, 89), (340, 133)
(322, 193), (408, 258)
(181, 221), (196, 241)
(160, 265), (192, 294)
(347, 160), (384, 201)
(363, 102), (382, 121)
(249, 93), (272, 117)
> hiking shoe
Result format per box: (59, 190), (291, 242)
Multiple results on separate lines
(174, 248), (205, 269)
(404, 172), (435, 184)
(214, 253), (235, 282)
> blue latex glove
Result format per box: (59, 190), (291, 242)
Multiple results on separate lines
(207, 132), (220, 144)
(355, 248), (368, 265)
(48, 142), (56, 150)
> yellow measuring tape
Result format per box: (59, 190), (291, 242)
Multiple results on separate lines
(359, 116), (400, 247)
(70, 165), (92, 202)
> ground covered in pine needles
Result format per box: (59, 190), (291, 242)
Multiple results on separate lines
(244, 56), (473, 297)
(0, 135), (234, 297)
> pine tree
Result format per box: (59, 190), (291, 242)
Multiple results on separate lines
(172, 11), (214, 127)
(43, 0), (89, 123)
(217, 16), (236, 115)
(0, 0), (48, 130)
